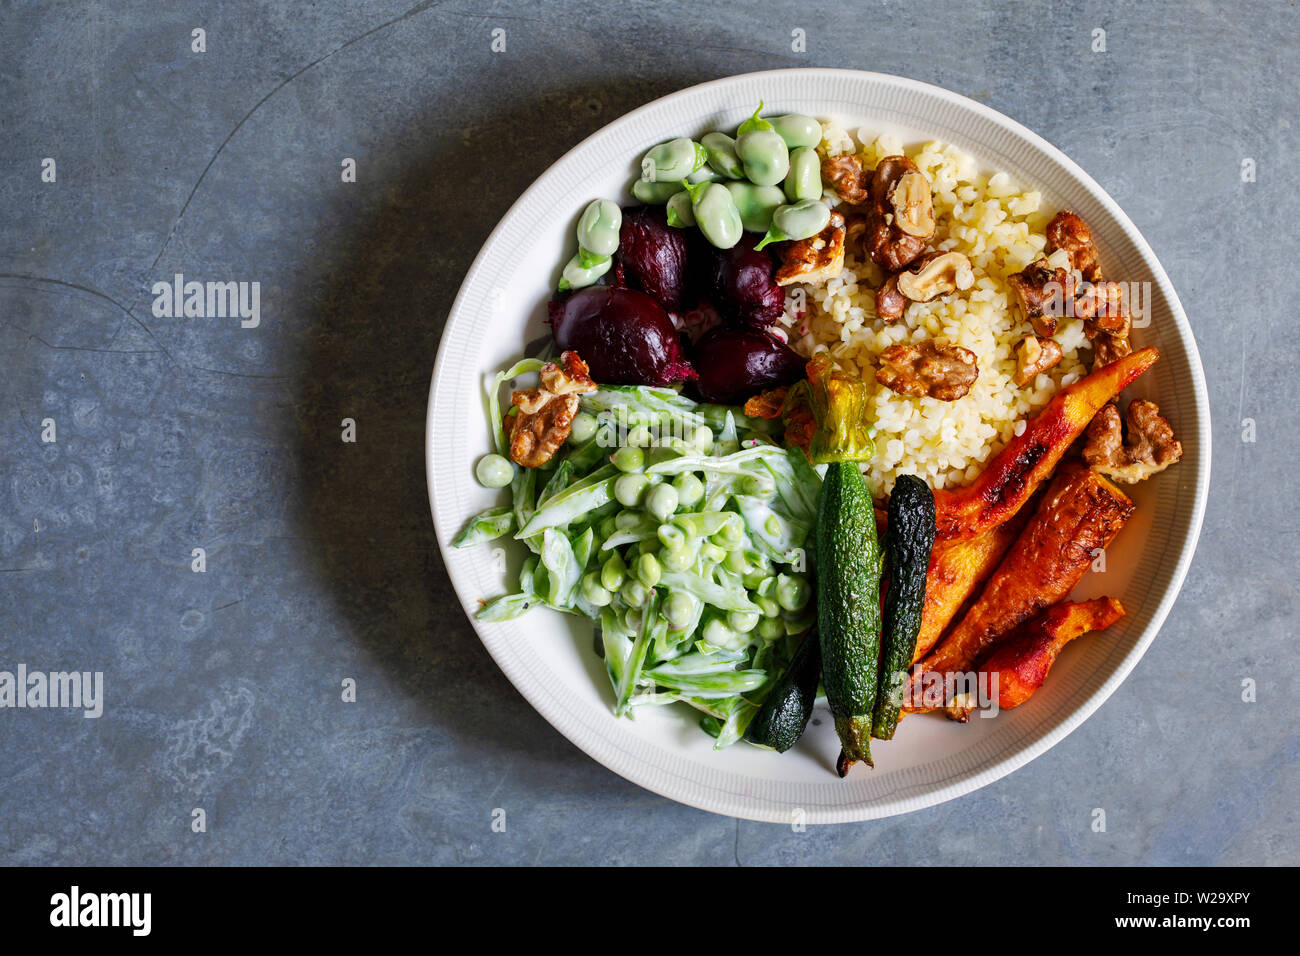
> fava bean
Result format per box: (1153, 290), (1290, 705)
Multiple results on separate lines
(558, 251), (611, 291)
(576, 199), (622, 256)
(683, 180), (743, 249)
(631, 177), (681, 204)
(735, 128), (790, 187)
(757, 617), (785, 641)
(474, 453), (514, 488)
(700, 131), (744, 179)
(783, 146), (823, 203)
(665, 190), (696, 228)
(754, 199), (831, 250)
(723, 181), (786, 233)
(642, 137), (706, 183)
(735, 101), (774, 136)
(769, 113), (822, 149)
(687, 165), (723, 184)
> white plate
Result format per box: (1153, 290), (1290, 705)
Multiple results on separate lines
(426, 69), (1210, 823)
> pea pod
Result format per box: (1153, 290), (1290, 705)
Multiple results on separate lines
(665, 190), (696, 228)
(682, 180), (743, 249)
(631, 177), (681, 204)
(452, 506), (514, 548)
(753, 199), (831, 251)
(735, 127), (790, 187)
(576, 199), (622, 257)
(735, 101), (774, 135)
(783, 146), (823, 203)
(642, 137), (706, 183)
(770, 113), (822, 149)
(724, 181), (786, 233)
(558, 251), (611, 290)
(700, 131), (744, 179)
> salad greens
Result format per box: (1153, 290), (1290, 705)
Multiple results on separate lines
(455, 363), (822, 747)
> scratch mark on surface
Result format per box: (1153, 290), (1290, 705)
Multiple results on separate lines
(192, 366), (290, 381)
(3, 320), (161, 356)
(0, 274), (179, 368)
(148, 0), (443, 271)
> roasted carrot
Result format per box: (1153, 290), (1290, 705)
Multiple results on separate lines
(911, 510), (1028, 665)
(931, 347), (1158, 541)
(980, 597), (1126, 710)
(909, 464), (1134, 700)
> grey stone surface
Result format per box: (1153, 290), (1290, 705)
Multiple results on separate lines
(1, 0), (1296, 865)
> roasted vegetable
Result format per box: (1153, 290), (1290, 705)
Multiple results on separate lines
(980, 597), (1125, 710)
(616, 204), (692, 313)
(701, 231), (785, 327)
(744, 631), (822, 752)
(931, 347), (1158, 541)
(911, 508), (1028, 664)
(689, 325), (805, 405)
(816, 461), (882, 774)
(911, 464), (1134, 704)
(547, 286), (695, 386)
(872, 475), (936, 740)
(781, 353), (875, 464)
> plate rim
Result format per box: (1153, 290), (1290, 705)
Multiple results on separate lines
(426, 68), (1212, 823)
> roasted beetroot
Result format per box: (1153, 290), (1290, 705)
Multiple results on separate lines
(703, 232), (785, 328)
(548, 286), (695, 386)
(690, 326), (805, 405)
(617, 205), (692, 314)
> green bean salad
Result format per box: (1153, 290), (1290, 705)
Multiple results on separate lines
(455, 359), (823, 748)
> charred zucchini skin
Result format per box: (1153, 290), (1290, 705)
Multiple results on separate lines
(744, 631), (821, 753)
(872, 474), (936, 740)
(816, 461), (881, 769)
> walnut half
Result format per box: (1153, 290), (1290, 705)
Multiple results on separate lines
(775, 210), (846, 288)
(876, 339), (979, 401)
(505, 351), (596, 468)
(1083, 399), (1183, 483)
(1046, 210), (1103, 282)
(1008, 257), (1076, 338)
(875, 251), (973, 323)
(1014, 335), (1064, 386)
(865, 156), (933, 271)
